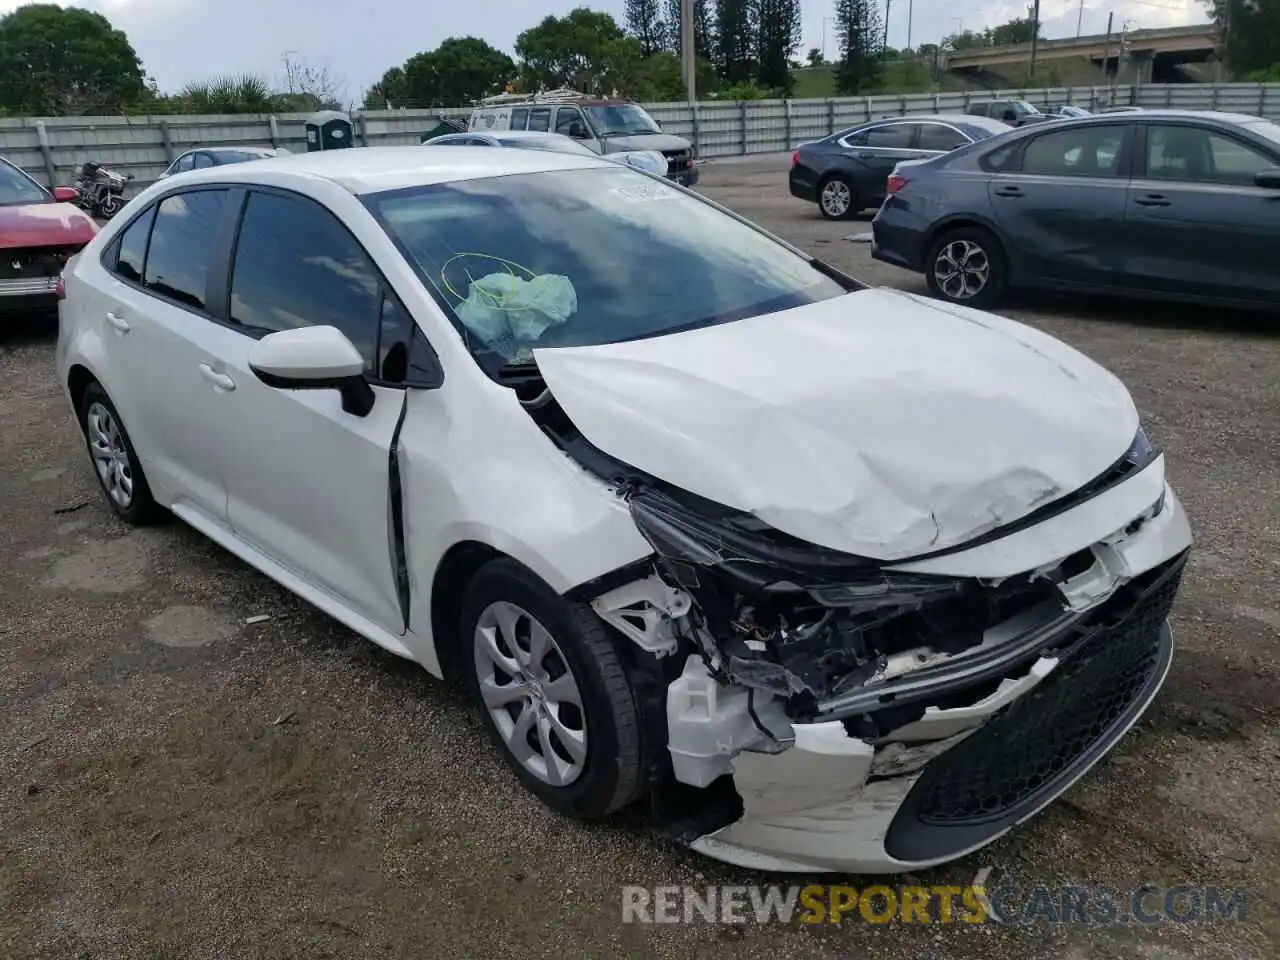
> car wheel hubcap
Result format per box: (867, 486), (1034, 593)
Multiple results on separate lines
(934, 240), (990, 300)
(473, 601), (587, 787)
(821, 180), (851, 216)
(86, 402), (133, 509)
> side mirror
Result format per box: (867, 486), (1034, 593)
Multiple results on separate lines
(248, 326), (375, 417)
(1254, 168), (1280, 189)
(53, 186), (79, 202)
(568, 121), (589, 139)
(619, 150), (668, 176)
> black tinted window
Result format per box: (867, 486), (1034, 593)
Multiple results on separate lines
(229, 191), (381, 371)
(377, 295), (439, 385)
(114, 206), (155, 282)
(193, 153), (215, 169)
(862, 124), (914, 149)
(1145, 125), (1274, 185)
(510, 108), (529, 129)
(1021, 126), (1125, 177)
(918, 124), (968, 151)
(143, 189), (230, 310)
(555, 108), (581, 135)
(528, 107), (551, 132)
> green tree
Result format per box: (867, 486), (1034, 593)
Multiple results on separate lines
(407, 37), (515, 107)
(365, 67), (408, 108)
(754, 0), (801, 93)
(630, 50), (718, 100)
(626, 0), (667, 57)
(665, 0), (715, 61)
(1206, 0), (1280, 77)
(715, 0), (757, 84)
(942, 29), (988, 52)
(516, 8), (642, 93)
(0, 3), (146, 116)
(987, 17), (1041, 46)
(834, 0), (882, 95)
(805, 47), (824, 66)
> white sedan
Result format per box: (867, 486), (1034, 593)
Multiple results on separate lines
(56, 146), (1191, 873)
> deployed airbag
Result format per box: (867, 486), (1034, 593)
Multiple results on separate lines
(455, 272), (577, 360)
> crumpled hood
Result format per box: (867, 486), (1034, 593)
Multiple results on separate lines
(533, 287), (1140, 561)
(0, 202), (97, 250)
(599, 133), (689, 154)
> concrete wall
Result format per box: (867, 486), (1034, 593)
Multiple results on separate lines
(3, 82), (1278, 197)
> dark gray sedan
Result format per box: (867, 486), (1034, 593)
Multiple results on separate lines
(789, 115), (1013, 219)
(871, 110), (1280, 310)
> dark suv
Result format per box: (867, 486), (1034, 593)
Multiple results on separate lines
(967, 100), (1055, 127)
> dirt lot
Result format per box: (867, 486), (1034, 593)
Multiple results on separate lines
(2, 154), (1277, 960)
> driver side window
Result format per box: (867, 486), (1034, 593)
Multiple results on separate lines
(173, 154), (195, 174)
(555, 107), (585, 137)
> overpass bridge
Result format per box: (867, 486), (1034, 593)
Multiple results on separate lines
(945, 24), (1219, 84)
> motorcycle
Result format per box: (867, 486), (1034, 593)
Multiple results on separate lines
(72, 161), (133, 220)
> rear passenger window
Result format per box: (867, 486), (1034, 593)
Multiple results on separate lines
(510, 108), (529, 129)
(528, 107), (551, 132)
(113, 206), (155, 283)
(143, 189), (230, 310)
(228, 190), (382, 372)
(919, 124), (969, 152)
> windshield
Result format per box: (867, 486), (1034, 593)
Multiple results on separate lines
(1011, 100), (1042, 116)
(366, 167), (846, 372)
(1246, 119), (1280, 148)
(497, 135), (596, 156)
(585, 104), (661, 137)
(0, 159), (51, 206)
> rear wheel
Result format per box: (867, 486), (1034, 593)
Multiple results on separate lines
(925, 226), (1007, 309)
(78, 382), (160, 525)
(460, 558), (647, 819)
(818, 175), (858, 220)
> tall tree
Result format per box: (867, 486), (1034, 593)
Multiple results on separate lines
(665, 0), (715, 61)
(987, 17), (1041, 46)
(516, 8), (642, 93)
(754, 0), (801, 92)
(626, 0), (667, 57)
(833, 0), (882, 95)
(1206, 0), (1280, 77)
(0, 3), (146, 116)
(715, 0), (757, 85)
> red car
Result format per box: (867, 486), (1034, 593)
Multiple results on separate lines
(1, 156), (98, 313)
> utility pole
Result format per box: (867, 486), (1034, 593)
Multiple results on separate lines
(884, 0), (892, 56)
(1029, 0), (1042, 79)
(1076, 0), (1085, 37)
(680, 0), (695, 104)
(908, 0), (914, 51)
(1100, 11), (1114, 100)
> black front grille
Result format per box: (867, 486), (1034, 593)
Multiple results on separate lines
(663, 149), (692, 177)
(0, 246), (78, 280)
(884, 554), (1185, 862)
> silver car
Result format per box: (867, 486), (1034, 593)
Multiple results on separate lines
(157, 146), (290, 180)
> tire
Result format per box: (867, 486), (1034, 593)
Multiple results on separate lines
(78, 382), (161, 525)
(925, 226), (1007, 309)
(99, 194), (123, 219)
(817, 174), (858, 220)
(460, 558), (646, 819)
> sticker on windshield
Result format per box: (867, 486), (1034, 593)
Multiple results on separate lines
(611, 183), (677, 203)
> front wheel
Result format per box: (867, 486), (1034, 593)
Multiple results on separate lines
(460, 558), (647, 819)
(925, 226), (1007, 309)
(98, 194), (123, 219)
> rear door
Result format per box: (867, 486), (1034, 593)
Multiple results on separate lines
(986, 122), (1134, 287)
(841, 122), (926, 207)
(1122, 121), (1280, 302)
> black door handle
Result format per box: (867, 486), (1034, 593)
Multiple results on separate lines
(994, 186), (1024, 197)
(1134, 195), (1171, 207)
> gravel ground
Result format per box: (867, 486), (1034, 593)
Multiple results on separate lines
(2, 154), (1277, 960)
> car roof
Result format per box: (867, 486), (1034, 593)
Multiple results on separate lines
(1028, 109), (1267, 126)
(166, 144), (609, 195)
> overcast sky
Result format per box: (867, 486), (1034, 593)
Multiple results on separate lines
(5, 0), (1208, 100)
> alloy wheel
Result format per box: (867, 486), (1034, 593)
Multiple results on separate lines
(473, 601), (588, 787)
(933, 239), (990, 300)
(86, 401), (133, 509)
(820, 179), (852, 217)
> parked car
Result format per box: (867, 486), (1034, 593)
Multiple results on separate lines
(0, 155), (96, 313)
(789, 114), (1013, 219)
(966, 99), (1056, 127)
(57, 145), (1191, 874)
(157, 146), (289, 180)
(468, 88), (698, 186)
(871, 110), (1280, 310)
(424, 129), (669, 177)
(1046, 104), (1091, 119)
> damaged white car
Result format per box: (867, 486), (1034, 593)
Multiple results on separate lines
(57, 146), (1192, 873)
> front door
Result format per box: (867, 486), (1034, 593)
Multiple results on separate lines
(214, 188), (407, 636)
(1122, 121), (1280, 302)
(987, 122), (1133, 287)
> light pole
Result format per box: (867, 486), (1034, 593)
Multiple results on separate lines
(681, 0), (695, 104)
